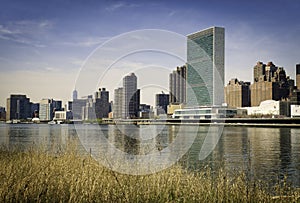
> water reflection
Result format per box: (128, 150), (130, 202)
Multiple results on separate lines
(0, 124), (299, 186)
(0, 124), (76, 151)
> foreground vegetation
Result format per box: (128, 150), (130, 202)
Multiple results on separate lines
(0, 142), (299, 202)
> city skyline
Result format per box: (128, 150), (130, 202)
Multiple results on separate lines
(1, 0), (300, 107)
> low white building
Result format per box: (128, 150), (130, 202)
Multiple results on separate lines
(241, 100), (280, 116)
(54, 111), (67, 121)
(291, 105), (300, 118)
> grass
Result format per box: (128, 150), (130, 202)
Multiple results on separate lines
(0, 141), (299, 202)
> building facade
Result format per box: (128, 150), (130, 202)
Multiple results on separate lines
(113, 87), (123, 119)
(253, 61), (266, 82)
(82, 96), (96, 120)
(224, 78), (251, 107)
(122, 73), (140, 118)
(296, 64), (300, 90)
(72, 98), (87, 120)
(169, 65), (186, 104)
(156, 93), (170, 114)
(39, 99), (54, 121)
(95, 88), (110, 119)
(250, 61), (293, 106)
(0, 107), (6, 120)
(6, 94), (31, 121)
(187, 27), (225, 107)
(73, 89), (78, 100)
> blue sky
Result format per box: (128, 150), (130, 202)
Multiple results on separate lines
(1, 0), (300, 107)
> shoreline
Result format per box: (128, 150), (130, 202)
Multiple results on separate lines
(2, 118), (300, 128)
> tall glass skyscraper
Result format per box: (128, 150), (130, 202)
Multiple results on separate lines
(187, 27), (224, 107)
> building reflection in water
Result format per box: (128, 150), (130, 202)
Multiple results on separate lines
(2, 124), (300, 186)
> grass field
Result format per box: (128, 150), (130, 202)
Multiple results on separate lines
(0, 141), (299, 202)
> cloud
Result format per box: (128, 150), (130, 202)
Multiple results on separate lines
(60, 36), (111, 48)
(0, 20), (53, 47)
(105, 2), (139, 12)
(168, 10), (176, 17)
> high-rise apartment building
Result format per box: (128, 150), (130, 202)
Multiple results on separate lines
(250, 61), (293, 106)
(296, 64), (300, 90)
(253, 61), (266, 82)
(187, 27), (225, 106)
(6, 94), (31, 121)
(224, 78), (251, 107)
(169, 65), (186, 104)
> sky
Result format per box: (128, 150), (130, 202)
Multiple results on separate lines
(1, 0), (300, 107)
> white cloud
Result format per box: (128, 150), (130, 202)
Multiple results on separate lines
(105, 2), (139, 12)
(60, 36), (110, 48)
(0, 20), (53, 47)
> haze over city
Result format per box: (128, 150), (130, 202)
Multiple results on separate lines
(1, 0), (300, 107)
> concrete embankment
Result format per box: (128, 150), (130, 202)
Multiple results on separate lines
(115, 118), (300, 127)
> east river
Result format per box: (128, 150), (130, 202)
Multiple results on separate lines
(0, 123), (299, 187)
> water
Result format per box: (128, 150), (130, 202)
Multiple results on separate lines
(0, 123), (299, 186)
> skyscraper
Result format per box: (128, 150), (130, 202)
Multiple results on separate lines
(113, 87), (123, 119)
(6, 94), (31, 121)
(296, 64), (300, 90)
(72, 98), (87, 120)
(122, 73), (140, 118)
(187, 27), (225, 107)
(0, 107), (6, 120)
(73, 89), (78, 100)
(169, 65), (186, 104)
(156, 93), (170, 113)
(39, 99), (54, 121)
(95, 88), (110, 118)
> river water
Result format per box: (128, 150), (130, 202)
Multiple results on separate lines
(0, 123), (299, 187)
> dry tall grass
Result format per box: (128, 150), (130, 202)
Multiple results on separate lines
(0, 141), (299, 202)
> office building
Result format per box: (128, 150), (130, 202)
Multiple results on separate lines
(82, 96), (96, 120)
(68, 101), (73, 111)
(39, 99), (54, 121)
(6, 94), (31, 121)
(71, 98), (87, 120)
(31, 103), (39, 118)
(224, 78), (251, 107)
(187, 27), (225, 106)
(169, 65), (186, 104)
(0, 107), (6, 120)
(122, 73), (140, 118)
(95, 88), (110, 119)
(113, 87), (123, 119)
(296, 64), (300, 90)
(139, 104), (153, 119)
(53, 100), (62, 111)
(156, 92), (169, 113)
